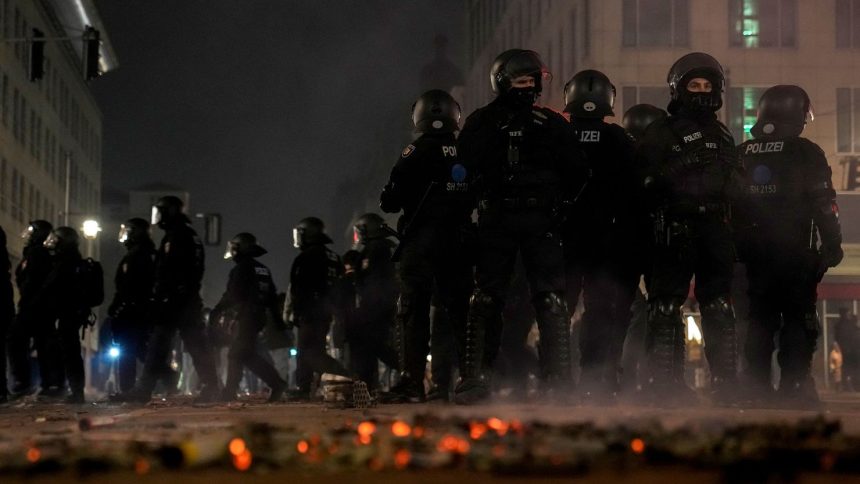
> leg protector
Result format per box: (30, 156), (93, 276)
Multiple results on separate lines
(533, 291), (571, 382)
(700, 296), (738, 388)
(646, 298), (685, 387)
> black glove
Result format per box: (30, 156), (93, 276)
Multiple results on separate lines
(819, 245), (844, 275)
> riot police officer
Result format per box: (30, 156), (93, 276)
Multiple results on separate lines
(38, 227), (89, 403)
(454, 50), (585, 404)
(7, 220), (60, 397)
(380, 89), (475, 402)
(620, 104), (669, 393)
(636, 53), (744, 406)
(113, 196), (221, 403)
(213, 233), (287, 402)
(623, 104), (668, 142)
(108, 218), (157, 393)
(736, 85), (843, 408)
(562, 69), (640, 403)
(0, 227), (13, 403)
(346, 214), (399, 391)
(287, 217), (351, 400)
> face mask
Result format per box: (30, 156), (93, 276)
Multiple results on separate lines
(503, 87), (539, 109)
(679, 90), (722, 113)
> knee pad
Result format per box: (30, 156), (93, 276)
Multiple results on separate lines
(700, 296), (735, 318)
(470, 290), (500, 314)
(533, 291), (568, 317)
(648, 297), (683, 320)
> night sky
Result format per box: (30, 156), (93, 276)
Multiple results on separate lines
(91, 1), (464, 301)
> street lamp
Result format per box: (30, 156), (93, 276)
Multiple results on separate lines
(81, 219), (102, 239)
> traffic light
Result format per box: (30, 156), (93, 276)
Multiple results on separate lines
(28, 28), (45, 81)
(82, 26), (100, 80)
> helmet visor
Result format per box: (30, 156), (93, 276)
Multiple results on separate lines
(151, 206), (162, 226)
(43, 233), (59, 250)
(292, 228), (302, 249)
(118, 224), (130, 244)
(223, 242), (236, 260)
(20, 226), (34, 239)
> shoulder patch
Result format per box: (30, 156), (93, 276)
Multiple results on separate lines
(401, 144), (416, 158)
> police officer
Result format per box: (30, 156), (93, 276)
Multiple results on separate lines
(736, 85), (843, 408)
(287, 217), (351, 400)
(346, 214), (399, 391)
(108, 218), (157, 393)
(37, 227), (89, 403)
(213, 233), (287, 402)
(113, 196), (221, 403)
(623, 104), (668, 142)
(7, 220), (60, 397)
(636, 53), (744, 406)
(380, 89), (475, 402)
(562, 69), (640, 403)
(0, 227), (13, 403)
(619, 104), (669, 394)
(454, 50), (585, 404)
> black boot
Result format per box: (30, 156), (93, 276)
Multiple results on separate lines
(454, 292), (495, 405)
(534, 292), (574, 402)
(743, 311), (780, 406)
(380, 373), (425, 404)
(645, 299), (696, 407)
(701, 297), (740, 406)
(776, 310), (821, 410)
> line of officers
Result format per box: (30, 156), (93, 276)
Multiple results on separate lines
(0, 48), (844, 409)
(363, 49), (843, 409)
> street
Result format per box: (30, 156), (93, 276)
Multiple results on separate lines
(2, 393), (860, 482)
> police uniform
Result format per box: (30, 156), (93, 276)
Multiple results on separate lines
(0, 228), (14, 402)
(135, 218), (220, 399)
(108, 237), (157, 392)
(32, 240), (88, 401)
(8, 240), (59, 394)
(347, 236), (400, 389)
(380, 131), (474, 400)
(737, 123), (841, 404)
(456, 95), (584, 403)
(214, 256), (285, 399)
(289, 242), (351, 394)
(564, 117), (640, 400)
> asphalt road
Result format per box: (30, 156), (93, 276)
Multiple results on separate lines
(2, 392), (860, 482)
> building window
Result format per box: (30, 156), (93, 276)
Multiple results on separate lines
(836, 0), (860, 47)
(729, 0), (796, 48)
(622, 0), (689, 47)
(0, 158), (6, 213)
(836, 87), (860, 153)
(622, 86), (671, 114)
(1, 73), (7, 127)
(728, 86), (767, 142)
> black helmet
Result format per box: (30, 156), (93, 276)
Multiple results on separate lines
(21, 220), (53, 247)
(44, 226), (80, 252)
(622, 104), (668, 140)
(352, 213), (390, 246)
(412, 89), (461, 134)
(118, 217), (151, 246)
(151, 195), (185, 228)
(563, 69), (616, 118)
(751, 85), (813, 139)
(490, 49), (550, 95)
(667, 52), (725, 113)
(224, 232), (267, 260)
(293, 217), (333, 249)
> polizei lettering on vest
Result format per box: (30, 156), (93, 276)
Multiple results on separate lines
(682, 132), (703, 143)
(745, 141), (785, 154)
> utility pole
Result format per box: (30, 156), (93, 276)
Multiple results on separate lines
(64, 152), (71, 226)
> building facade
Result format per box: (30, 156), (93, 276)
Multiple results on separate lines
(464, 0), (860, 189)
(0, 0), (117, 264)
